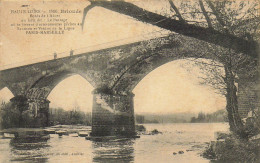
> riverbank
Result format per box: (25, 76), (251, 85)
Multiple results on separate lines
(203, 133), (260, 162)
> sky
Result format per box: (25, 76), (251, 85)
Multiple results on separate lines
(0, 0), (226, 114)
(0, 0), (169, 68)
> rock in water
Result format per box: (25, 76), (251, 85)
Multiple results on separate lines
(178, 151), (184, 154)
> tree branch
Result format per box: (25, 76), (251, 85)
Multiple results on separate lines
(82, 4), (96, 30)
(230, 17), (260, 31)
(88, 0), (259, 58)
(199, 0), (213, 28)
(206, 0), (226, 28)
(168, 0), (185, 22)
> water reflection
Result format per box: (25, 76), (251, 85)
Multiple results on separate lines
(92, 139), (135, 163)
(10, 138), (50, 162)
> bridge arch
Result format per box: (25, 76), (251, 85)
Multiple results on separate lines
(0, 33), (257, 134)
(7, 70), (95, 128)
(25, 70), (95, 100)
(47, 74), (94, 112)
(132, 57), (224, 93)
(132, 59), (226, 114)
(111, 49), (224, 94)
(108, 34), (256, 96)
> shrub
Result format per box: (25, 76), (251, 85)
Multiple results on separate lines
(203, 133), (260, 162)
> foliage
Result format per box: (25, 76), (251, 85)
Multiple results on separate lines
(203, 133), (260, 162)
(203, 108), (260, 162)
(165, 0), (260, 40)
(0, 100), (92, 129)
(190, 109), (228, 123)
(0, 100), (50, 128)
(0, 101), (20, 129)
(169, 0), (259, 138)
(49, 107), (91, 126)
(93, 85), (113, 95)
(244, 108), (260, 138)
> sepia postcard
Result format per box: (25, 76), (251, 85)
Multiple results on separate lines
(0, 0), (259, 162)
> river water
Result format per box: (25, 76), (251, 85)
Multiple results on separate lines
(0, 123), (229, 163)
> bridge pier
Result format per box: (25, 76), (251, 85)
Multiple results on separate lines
(10, 96), (50, 128)
(91, 90), (136, 136)
(10, 96), (29, 128)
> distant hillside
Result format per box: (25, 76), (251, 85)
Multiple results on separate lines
(135, 112), (197, 124)
(135, 109), (227, 124)
(190, 109), (228, 123)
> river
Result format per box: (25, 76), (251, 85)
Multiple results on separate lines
(0, 123), (229, 163)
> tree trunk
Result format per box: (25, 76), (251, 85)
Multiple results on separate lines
(225, 65), (247, 139)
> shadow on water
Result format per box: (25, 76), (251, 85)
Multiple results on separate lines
(92, 138), (135, 163)
(9, 138), (50, 162)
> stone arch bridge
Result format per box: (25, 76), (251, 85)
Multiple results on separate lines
(0, 34), (258, 136)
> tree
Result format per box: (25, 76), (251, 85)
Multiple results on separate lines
(82, 0), (259, 138)
(197, 112), (206, 122)
(177, 0), (258, 138)
(82, 0), (259, 58)
(49, 107), (92, 126)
